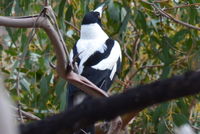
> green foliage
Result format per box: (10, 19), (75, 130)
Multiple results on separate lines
(1, 0), (200, 133)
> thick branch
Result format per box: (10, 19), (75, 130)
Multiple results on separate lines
(0, 16), (67, 78)
(0, 15), (107, 97)
(20, 71), (200, 134)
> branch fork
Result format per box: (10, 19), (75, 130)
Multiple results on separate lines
(0, 5), (125, 134)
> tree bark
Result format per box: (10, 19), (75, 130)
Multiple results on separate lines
(0, 15), (108, 97)
(20, 71), (200, 134)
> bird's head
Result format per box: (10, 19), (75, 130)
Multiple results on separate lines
(82, 4), (105, 27)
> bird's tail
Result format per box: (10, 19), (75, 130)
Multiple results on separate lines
(67, 83), (95, 134)
(66, 83), (76, 109)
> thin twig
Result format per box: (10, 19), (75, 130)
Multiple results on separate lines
(116, 64), (164, 88)
(128, 64), (164, 85)
(123, 44), (133, 62)
(123, 33), (141, 88)
(132, 34), (141, 66)
(164, 3), (200, 11)
(15, 14), (42, 123)
(15, 30), (36, 123)
(64, 20), (80, 32)
(151, 3), (200, 31)
(163, 118), (174, 134)
(114, 78), (127, 87)
(15, 70), (23, 122)
(15, 29), (36, 123)
(191, 125), (200, 131)
(0, 1), (13, 14)
(49, 62), (56, 69)
(72, 14), (77, 28)
(154, 0), (169, 3)
(12, 106), (41, 121)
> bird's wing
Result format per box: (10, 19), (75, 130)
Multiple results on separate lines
(81, 38), (121, 91)
(69, 42), (81, 74)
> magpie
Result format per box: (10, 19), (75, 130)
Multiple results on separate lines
(67, 4), (122, 134)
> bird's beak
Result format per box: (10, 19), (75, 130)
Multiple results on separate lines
(94, 3), (106, 18)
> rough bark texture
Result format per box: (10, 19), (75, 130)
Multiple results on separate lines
(20, 71), (200, 134)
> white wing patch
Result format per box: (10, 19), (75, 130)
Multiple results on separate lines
(70, 23), (121, 77)
(76, 38), (108, 74)
(92, 40), (121, 71)
(72, 23), (109, 74)
(110, 63), (117, 80)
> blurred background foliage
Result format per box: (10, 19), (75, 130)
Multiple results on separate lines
(0, 0), (200, 133)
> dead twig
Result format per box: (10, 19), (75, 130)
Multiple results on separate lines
(129, 64), (164, 80)
(15, 13), (43, 123)
(163, 3), (200, 11)
(123, 45), (133, 62)
(0, 1), (14, 14)
(154, 0), (169, 3)
(150, 3), (200, 31)
(141, 0), (200, 31)
(49, 62), (56, 70)
(123, 64), (164, 88)
(64, 20), (80, 32)
(124, 34), (141, 88)
(12, 106), (41, 121)
(131, 34), (141, 66)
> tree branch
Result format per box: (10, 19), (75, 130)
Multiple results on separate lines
(12, 106), (41, 121)
(163, 3), (200, 11)
(64, 20), (80, 32)
(20, 71), (200, 134)
(0, 14), (108, 97)
(151, 3), (200, 31)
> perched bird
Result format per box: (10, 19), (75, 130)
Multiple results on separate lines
(67, 4), (122, 134)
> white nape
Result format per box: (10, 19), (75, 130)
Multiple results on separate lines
(80, 23), (108, 40)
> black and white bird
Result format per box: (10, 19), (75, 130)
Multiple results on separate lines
(67, 4), (122, 134)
